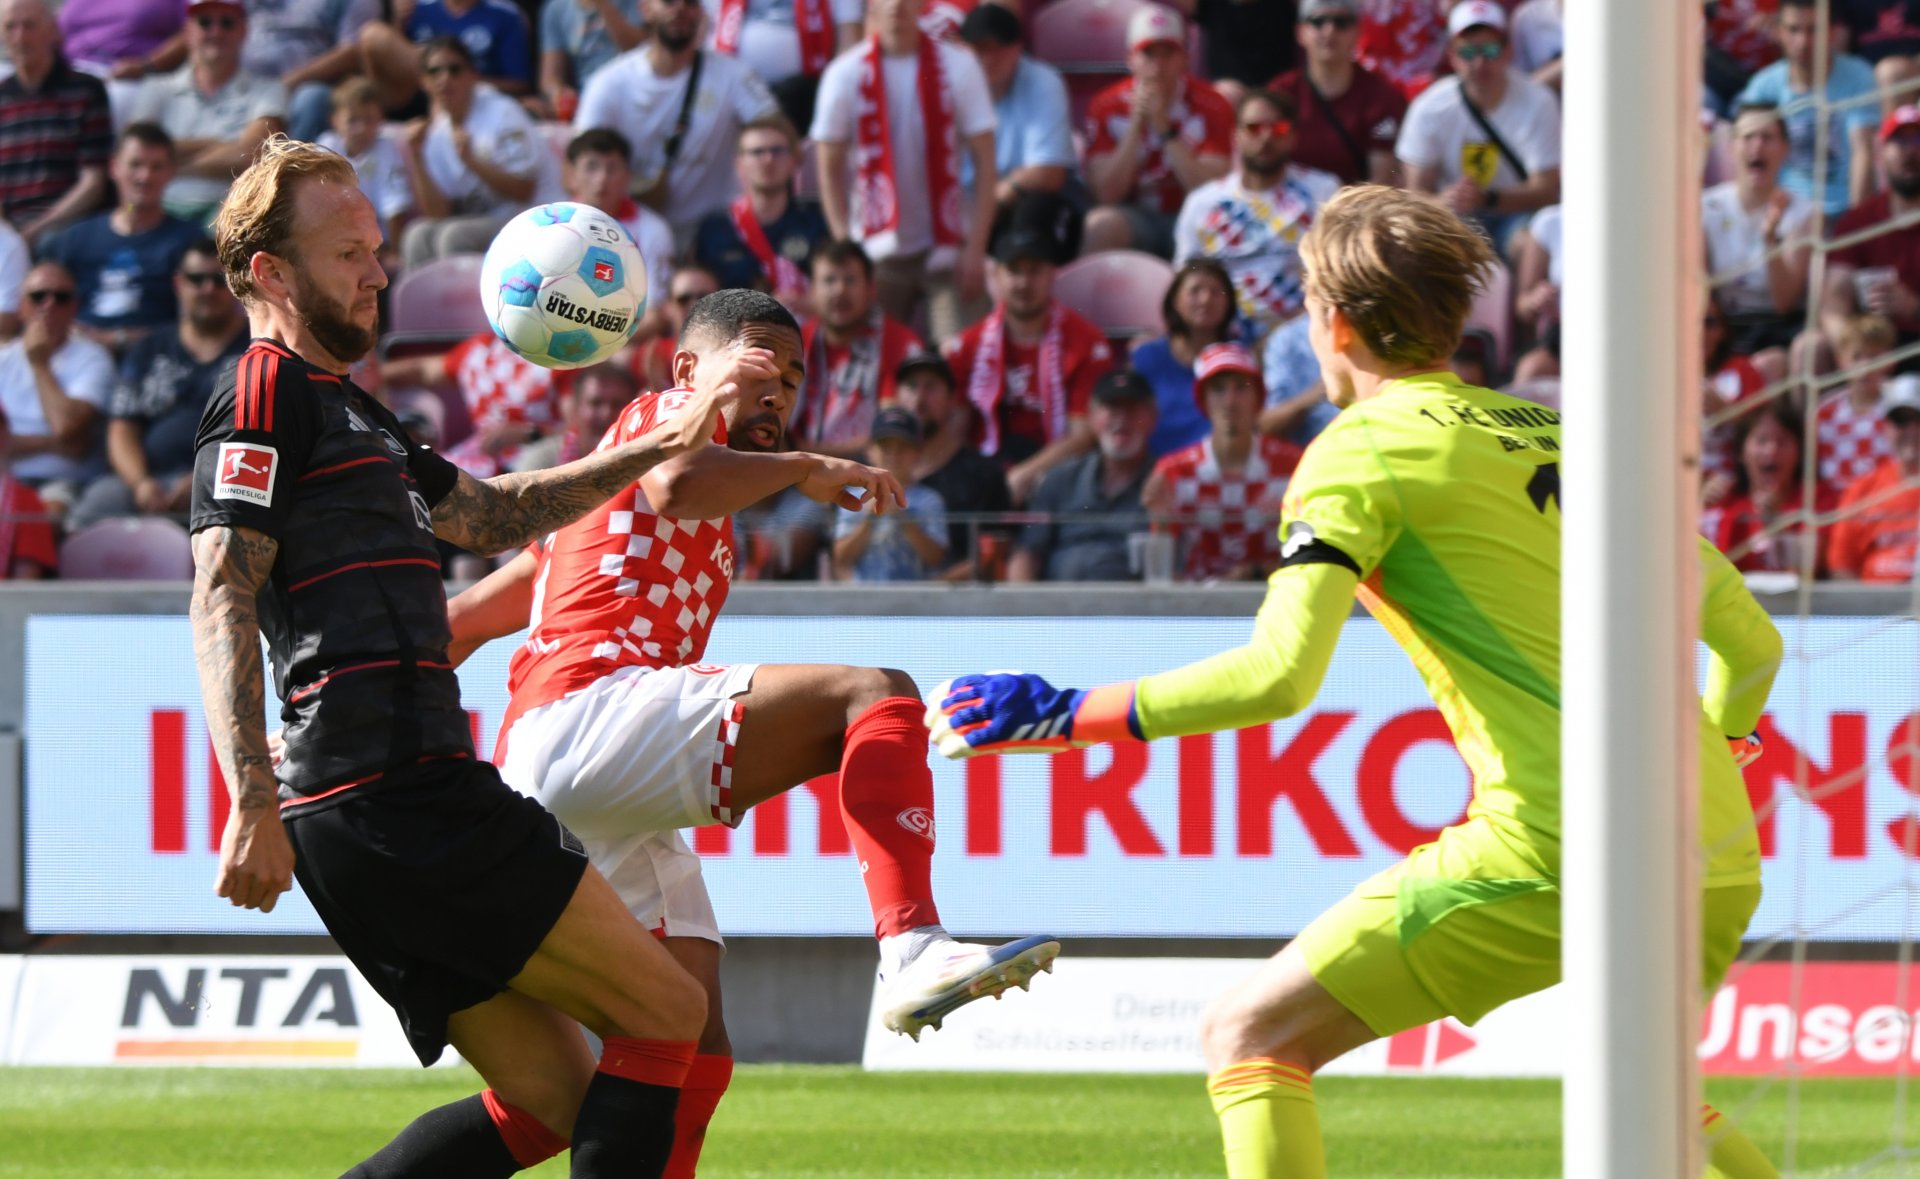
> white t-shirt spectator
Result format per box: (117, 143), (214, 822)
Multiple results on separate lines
(0, 335), (114, 483)
(130, 67), (288, 211)
(701, 0), (866, 85)
(1701, 181), (1816, 317)
(425, 85), (558, 217)
(0, 219), (25, 319)
(1509, 0), (1563, 75)
(810, 39), (996, 258)
(574, 48), (780, 235)
(1528, 203), (1564, 286)
(1395, 68), (1561, 190)
(319, 129), (415, 231)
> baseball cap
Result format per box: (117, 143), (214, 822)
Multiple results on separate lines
(991, 226), (1059, 266)
(1447, 0), (1507, 37)
(1883, 104), (1920, 143)
(1127, 5), (1185, 52)
(1192, 342), (1264, 408)
(894, 350), (954, 387)
(1092, 369), (1156, 407)
(1882, 373), (1920, 417)
(870, 405), (926, 444)
(1299, 0), (1360, 18)
(959, 2), (1023, 46)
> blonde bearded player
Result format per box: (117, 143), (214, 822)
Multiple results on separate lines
(929, 186), (1783, 1178)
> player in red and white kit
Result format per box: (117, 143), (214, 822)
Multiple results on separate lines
(447, 290), (1058, 1176)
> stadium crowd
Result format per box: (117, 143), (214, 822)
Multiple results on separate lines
(0, 0), (1912, 585)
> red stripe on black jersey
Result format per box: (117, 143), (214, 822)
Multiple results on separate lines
(236, 344), (287, 431)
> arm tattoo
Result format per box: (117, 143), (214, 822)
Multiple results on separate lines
(430, 435), (678, 557)
(188, 526), (281, 815)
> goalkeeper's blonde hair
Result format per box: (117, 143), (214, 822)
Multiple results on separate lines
(214, 133), (360, 306)
(1299, 185), (1494, 367)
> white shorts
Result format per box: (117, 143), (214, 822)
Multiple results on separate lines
(498, 661), (761, 944)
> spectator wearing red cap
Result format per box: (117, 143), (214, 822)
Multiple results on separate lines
(1174, 89), (1340, 342)
(1827, 371), (1920, 581)
(0, 0), (112, 249)
(1082, 4), (1234, 257)
(1267, 0), (1408, 186)
(943, 226), (1114, 503)
(1735, 0), (1881, 216)
(1397, 0), (1561, 255)
(1812, 103), (1920, 362)
(1144, 342), (1303, 582)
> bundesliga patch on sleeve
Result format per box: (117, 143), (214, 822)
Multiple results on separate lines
(213, 441), (279, 506)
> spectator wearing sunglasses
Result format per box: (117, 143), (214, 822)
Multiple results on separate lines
(39, 123), (204, 356)
(0, 261), (114, 517)
(357, 0), (534, 119)
(1267, 0), (1406, 186)
(69, 236), (246, 529)
(1397, 0), (1561, 257)
(127, 0), (287, 225)
(1174, 88), (1339, 342)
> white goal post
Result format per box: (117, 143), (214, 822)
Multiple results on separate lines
(1560, 0), (1705, 1174)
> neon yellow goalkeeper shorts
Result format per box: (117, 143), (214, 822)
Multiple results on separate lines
(1294, 816), (1761, 1036)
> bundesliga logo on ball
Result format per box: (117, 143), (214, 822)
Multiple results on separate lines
(480, 202), (649, 370)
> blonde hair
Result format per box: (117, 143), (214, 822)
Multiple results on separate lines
(213, 134), (359, 305)
(1298, 185), (1494, 366)
(1835, 312), (1896, 360)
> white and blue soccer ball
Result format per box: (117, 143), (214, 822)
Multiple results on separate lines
(479, 202), (649, 370)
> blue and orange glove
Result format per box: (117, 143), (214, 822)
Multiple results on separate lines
(926, 673), (1141, 758)
(1729, 732), (1763, 770)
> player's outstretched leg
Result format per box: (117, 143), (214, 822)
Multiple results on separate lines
(727, 662), (1060, 1039)
(1200, 945), (1377, 1179)
(659, 936), (733, 1179)
(499, 866), (709, 1177)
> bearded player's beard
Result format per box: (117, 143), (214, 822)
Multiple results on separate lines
(293, 272), (377, 365)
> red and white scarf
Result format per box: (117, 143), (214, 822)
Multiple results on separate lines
(965, 303), (1067, 457)
(715, 0), (836, 76)
(852, 34), (965, 266)
(729, 194), (810, 294)
(796, 307), (910, 445)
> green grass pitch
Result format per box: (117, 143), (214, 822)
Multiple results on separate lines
(0, 1065), (1906, 1176)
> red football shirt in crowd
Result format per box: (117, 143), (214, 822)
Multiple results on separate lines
(1268, 65), (1408, 184)
(1827, 458), (1920, 581)
(1831, 192), (1920, 335)
(1085, 75), (1235, 216)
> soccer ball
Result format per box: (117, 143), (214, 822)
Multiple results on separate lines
(479, 202), (649, 370)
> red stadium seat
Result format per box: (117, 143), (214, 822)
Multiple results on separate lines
(381, 254), (489, 355)
(1055, 249), (1174, 340)
(1031, 0), (1146, 73)
(59, 518), (195, 581)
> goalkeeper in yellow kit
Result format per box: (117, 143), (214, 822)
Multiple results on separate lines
(927, 186), (1782, 1178)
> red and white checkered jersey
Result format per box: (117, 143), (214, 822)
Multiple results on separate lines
(1153, 435), (1303, 581)
(1817, 391), (1893, 489)
(449, 332), (559, 432)
(500, 388), (736, 747)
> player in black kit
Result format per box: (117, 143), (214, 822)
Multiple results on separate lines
(188, 136), (741, 1178)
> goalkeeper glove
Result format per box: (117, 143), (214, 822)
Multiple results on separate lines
(1729, 732), (1763, 770)
(926, 673), (1140, 758)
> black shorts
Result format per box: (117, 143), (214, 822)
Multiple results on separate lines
(282, 757), (588, 1066)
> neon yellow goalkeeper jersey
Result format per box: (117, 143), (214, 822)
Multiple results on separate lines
(1237, 370), (1762, 884)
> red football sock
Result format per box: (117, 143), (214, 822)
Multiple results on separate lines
(662, 1054), (734, 1178)
(840, 696), (943, 938)
(480, 1088), (568, 1168)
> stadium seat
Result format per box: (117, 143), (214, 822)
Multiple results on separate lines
(59, 517), (195, 581)
(1055, 249), (1174, 340)
(380, 254), (489, 356)
(1463, 258), (1514, 376)
(390, 386), (449, 445)
(1032, 0), (1146, 121)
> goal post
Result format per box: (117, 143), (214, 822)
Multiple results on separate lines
(1560, 0), (1704, 1173)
